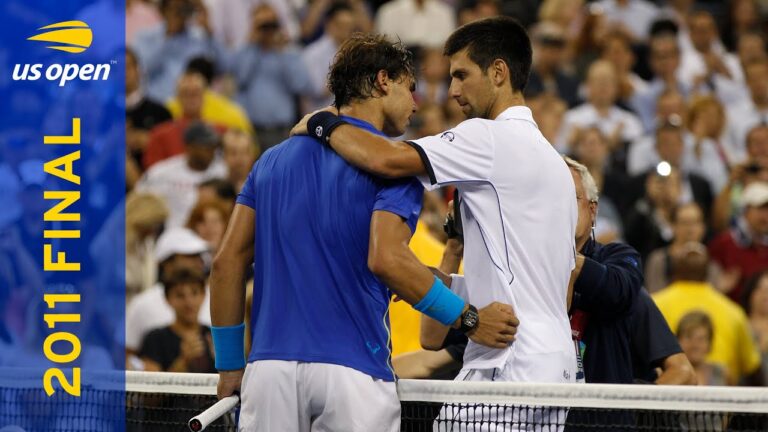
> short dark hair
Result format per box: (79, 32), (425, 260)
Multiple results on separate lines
(186, 56), (216, 85)
(328, 34), (415, 108)
(649, 18), (679, 37)
(199, 178), (237, 202)
(163, 267), (206, 298)
(443, 16), (532, 92)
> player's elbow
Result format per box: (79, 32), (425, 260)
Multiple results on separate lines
(367, 248), (397, 281)
(211, 250), (230, 276)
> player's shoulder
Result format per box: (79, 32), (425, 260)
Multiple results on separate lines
(256, 135), (318, 164)
(447, 116), (495, 131)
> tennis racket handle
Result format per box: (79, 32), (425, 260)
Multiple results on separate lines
(188, 394), (240, 432)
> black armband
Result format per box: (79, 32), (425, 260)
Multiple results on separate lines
(307, 111), (348, 145)
(444, 214), (462, 240)
(443, 190), (464, 240)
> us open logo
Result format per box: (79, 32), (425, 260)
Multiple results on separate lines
(12, 20), (111, 87)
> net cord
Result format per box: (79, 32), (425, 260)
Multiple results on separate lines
(122, 372), (768, 414)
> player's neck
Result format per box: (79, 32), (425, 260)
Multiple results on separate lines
(339, 102), (385, 132)
(488, 92), (525, 120)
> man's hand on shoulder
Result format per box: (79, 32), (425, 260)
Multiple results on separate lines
(290, 106), (339, 137)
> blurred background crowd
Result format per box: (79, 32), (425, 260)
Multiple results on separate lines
(2, 0), (768, 387)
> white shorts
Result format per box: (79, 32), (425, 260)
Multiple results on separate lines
(434, 352), (575, 432)
(238, 360), (400, 432)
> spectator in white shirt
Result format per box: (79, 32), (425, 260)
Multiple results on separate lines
(302, 2), (357, 112)
(556, 60), (643, 157)
(634, 121), (714, 214)
(136, 122), (227, 227)
(726, 59), (768, 163)
(125, 227), (211, 362)
(600, 30), (648, 106)
(628, 90), (686, 175)
(630, 110), (727, 195)
(375, 0), (455, 49)
(132, 0), (225, 102)
(203, 0), (301, 50)
(686, 94), (734, 171)
(595, 0), (660, 42)
(631, 32), (690, 131)
(679, 11), (744, 89)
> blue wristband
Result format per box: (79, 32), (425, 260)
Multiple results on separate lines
(413, 276), (466, 326)
(211, 323), (246, 371)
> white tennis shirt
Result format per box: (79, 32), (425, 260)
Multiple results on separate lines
(409, 106), (577, 377)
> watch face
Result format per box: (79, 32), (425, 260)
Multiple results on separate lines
(464, 311), (478, 328)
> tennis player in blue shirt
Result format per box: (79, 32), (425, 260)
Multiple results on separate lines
(209, 34), (518, 432)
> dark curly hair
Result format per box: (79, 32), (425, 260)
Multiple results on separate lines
(328, 33), (415, 108)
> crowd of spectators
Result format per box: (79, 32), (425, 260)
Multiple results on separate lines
(1, 0), (767, 385)
(121, 0), (768, 384)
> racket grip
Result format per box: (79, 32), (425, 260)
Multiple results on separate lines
(188, 394), (240, 431)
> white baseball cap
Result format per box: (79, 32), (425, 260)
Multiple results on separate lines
(154, 227), (209, 263)
(742, 182), (768, 208)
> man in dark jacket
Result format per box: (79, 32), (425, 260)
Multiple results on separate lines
(566, 156), (696, 385)
(565, 157), (696, 431)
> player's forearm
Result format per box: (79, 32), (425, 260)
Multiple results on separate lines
(420, 313), (451, 350)
(439, 239), (463, 275)
(420, 267), (454, 349)
(209, 254), (248, 327)
(371, 245), (467, 329)
(392, 349), (458, 379)
(330, 125), (424, 178)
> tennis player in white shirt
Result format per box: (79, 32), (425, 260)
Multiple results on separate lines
(296, 15), (577, 385)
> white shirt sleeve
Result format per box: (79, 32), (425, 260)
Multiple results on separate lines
(450, 274), (468, 300)
(408, 119), (495, 190)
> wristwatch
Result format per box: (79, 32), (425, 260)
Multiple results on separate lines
(459, 304), (479, 335)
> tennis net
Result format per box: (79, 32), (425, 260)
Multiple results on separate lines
(2, 369), (768, 431)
